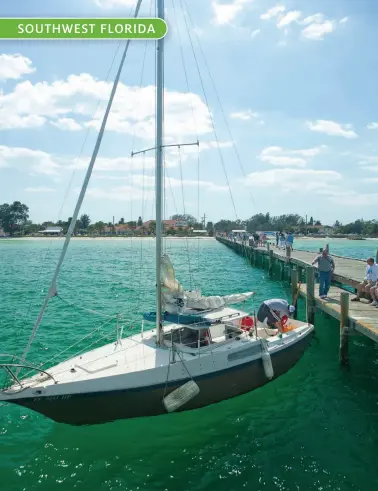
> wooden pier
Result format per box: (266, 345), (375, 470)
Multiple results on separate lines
(216, 237), (378, 363)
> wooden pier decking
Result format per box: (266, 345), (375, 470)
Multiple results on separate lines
(216, 237), (378, 349)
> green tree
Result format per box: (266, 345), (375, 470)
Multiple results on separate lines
(171, 214), (197, 225)
(23, 220), (40, 235)
(0, 201), (29, 235)
(94, 221), (105, 234)
(309, 216), (314, 226)
(137, 216), (143, 227)
(127, 221), (137, 228)
(79, 214), (91, 229)
(119, 217), (125, 224)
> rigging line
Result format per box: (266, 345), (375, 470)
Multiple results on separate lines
(197, 147), (200, 270)
(29, 317), (115, 373)
(129, 0), (152, 293)
(171, 0), (201, 276)
(56, 295), (116, 319)
(18, 0), (145, 369)
(164, 158), (178, 256)
(178, 146), (193, 289)
(179, 0), (238, 221)
(135, 152), (146, 313)
(181, 0), (257, 211)
(17, 41), (123, 340)
(131, 0), (152, 154)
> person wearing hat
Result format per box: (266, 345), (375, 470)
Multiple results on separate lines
(257, 298), (296, 331)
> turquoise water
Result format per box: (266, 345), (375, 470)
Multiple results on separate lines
(1, 238), (377, 491)
(294, 238), (378, 261)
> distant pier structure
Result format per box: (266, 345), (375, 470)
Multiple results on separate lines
(216, 236), (378, 365)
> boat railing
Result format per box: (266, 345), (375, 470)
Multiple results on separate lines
(0, 354), (56, 393)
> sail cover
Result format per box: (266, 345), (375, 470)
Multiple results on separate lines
(160, 254), (254, 313)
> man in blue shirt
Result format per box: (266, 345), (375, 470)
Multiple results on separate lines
(286, 232), (294, 250)
(312, 249), (335, 299)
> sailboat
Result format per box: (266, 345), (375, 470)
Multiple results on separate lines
(0, 0), (314, 425)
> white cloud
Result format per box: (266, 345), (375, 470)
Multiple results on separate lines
(301, 19), (335, 40)
(258, 145), (325, 167)
(0, 54), (35, 81)
(93, 0), (135, 8)
(86, 186), (154, 202)
(86, 174), (227, 202)
(367, 122), (378, 130)
(301, 13), (325, 25)
(0, 114), (46, 130)
(0, 145), (61, 175)
(25, 186), (55, 193)
(357, 155), (378, 168)
(0, 73), (212, 139)
(212, 0), (252, 26)
(230, 109), (259, 120)
(306, 120), (357, 138)
(339, 17), (348, 24)
(251, 29), (260, 38)
(50, 118), (82, 131)
(328, 192), (378, 206)
(129, 174), (228, 192)
(243, 168), (342, 195)
(260, 5), (286, 20)
(277, 11), (302, 28)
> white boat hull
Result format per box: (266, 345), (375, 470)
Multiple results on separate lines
(1, 323), (314, 425)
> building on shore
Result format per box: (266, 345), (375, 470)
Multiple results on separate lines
(38, 226), (63, 236)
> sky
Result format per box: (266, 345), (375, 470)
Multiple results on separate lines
(1, 0), (378, 226)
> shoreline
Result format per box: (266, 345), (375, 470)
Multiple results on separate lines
(1, 236), (378, 242)
(0, 236), (216, 241)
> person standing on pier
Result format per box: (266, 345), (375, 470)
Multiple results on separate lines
(351, 257), (378, 303)
(312, 249), (335, 299)
(286, 232), (294, 250)
(275, 232), (279, 247)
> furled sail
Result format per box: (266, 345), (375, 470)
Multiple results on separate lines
(160, 254), (254, 314)
(161, 254), (184, 293)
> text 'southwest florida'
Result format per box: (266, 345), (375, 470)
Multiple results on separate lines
(17, 23), (157, 35)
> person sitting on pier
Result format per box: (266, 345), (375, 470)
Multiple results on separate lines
(257, 298), (296, 332)
(312, 248), (335, 299)
(351, 257), (378, 303)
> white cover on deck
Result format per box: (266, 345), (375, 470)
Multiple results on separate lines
(160, 254), (254, 313)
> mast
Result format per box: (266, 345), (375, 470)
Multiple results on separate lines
(155, 0), (164, 344)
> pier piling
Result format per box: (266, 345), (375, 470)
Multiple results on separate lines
(306, 266), (315, 325)
(268, 249), (274, 277)
(291, 268), (299, 319)
(339, 292), (349, 366)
